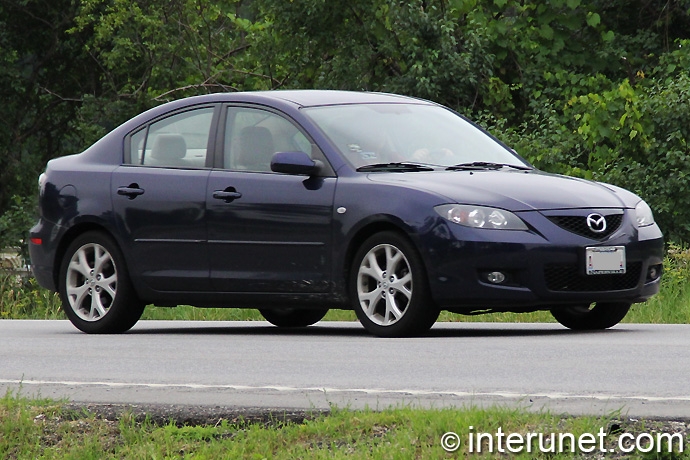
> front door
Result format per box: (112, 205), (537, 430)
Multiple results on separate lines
(206, 106), (336, 293)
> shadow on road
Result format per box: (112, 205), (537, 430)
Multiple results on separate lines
(124, 321), (634, 338)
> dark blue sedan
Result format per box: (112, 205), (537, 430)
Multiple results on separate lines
(28, 90), (664, 337)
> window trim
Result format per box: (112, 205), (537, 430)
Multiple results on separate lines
(123, 104), (221, 169)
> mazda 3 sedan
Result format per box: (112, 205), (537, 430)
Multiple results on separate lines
(29, 90), (664, 337)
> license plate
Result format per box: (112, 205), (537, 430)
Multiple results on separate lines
(586, 246), (626, 275)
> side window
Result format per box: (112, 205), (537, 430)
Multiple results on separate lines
(128, 107), (214, 168)
(224, 107), (312, 172)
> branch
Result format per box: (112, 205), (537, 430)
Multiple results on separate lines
(152, 82), (238, 101)
(39, 86), (83, 102)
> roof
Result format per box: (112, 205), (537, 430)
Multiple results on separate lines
(255, 89), (425, 107)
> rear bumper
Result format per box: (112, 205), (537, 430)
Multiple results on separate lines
(28, 220), (60, 292)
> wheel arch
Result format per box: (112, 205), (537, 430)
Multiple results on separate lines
(342, 219), (426, 295)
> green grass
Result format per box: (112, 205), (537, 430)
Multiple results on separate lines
(1, 391), (687, 459)
(2, 244), (690, 324)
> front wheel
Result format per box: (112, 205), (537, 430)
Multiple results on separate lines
(59, 231), (144, 334)
(550, 302), (631, 330)
(259, 308), (328, 328)
(350, 231), (439, 337)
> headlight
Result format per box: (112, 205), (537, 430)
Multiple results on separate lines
(635, 200), (655, 227)
(435, 204), (528, 230)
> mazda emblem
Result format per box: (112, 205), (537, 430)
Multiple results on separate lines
(586, 213), (607, 233)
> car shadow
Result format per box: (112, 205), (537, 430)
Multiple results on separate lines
(124, 321), (634, 338)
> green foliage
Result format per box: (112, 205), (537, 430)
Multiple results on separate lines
(0, 195), (36, 255)
(3, 0), (690, 242)
(0, 1), (93, 216)
(68, 0), (266, 147)
(0, 274), (62, 320)
(253, 0), (495, 109)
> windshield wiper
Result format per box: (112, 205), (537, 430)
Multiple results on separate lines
(446, 161), (532, 171)
(356, 162), (435, 172)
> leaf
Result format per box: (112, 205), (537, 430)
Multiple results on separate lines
(619, 112), (628, 126)
(586, 12), (601, 27)
(539, 24), (554, 40)
(601, 30), (615, 42)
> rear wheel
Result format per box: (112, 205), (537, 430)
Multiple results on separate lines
(59, 231), (144, 334)
(350, 231), (439, 337)
(550, 302), (631, 330)
(259, 308), (328, 327)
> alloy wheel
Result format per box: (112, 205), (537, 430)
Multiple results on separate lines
(65, 243), (118, 322)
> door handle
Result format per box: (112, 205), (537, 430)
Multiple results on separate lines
(117, 184), (145, 199)
(213, 188), (242, 203)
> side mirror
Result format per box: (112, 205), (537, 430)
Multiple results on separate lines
(270, 151), (322, 176)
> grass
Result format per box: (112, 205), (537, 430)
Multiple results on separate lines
(2, 244), (690, 324)
(1, 391), (687, 459)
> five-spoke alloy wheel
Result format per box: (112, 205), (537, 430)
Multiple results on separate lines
(59, 232), (144, 334)
(350, 232), (438, 337)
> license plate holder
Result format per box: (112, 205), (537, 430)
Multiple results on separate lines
(586, 246), (626, 275)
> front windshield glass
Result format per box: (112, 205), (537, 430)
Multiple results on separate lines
(303, 103), (528, 169)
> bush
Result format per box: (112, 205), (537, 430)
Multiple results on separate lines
(0, 195), (37, 269)
(0, 275), (62, 320)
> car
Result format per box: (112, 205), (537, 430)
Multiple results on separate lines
(28, 90), (664, 337)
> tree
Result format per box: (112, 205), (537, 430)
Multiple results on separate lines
(0, 0), (93, 220)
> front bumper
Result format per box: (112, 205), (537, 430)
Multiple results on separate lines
(422, 210), (664, 311)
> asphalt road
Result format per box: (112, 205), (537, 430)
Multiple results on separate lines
(1, 320), (689, 419)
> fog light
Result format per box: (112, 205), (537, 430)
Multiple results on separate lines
(647, 264), (662, 281)
(486, 271), (506, 284)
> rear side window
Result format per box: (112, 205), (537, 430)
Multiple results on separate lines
(129, 107), (214, 168)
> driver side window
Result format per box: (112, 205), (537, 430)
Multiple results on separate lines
(224, 107), (312, 172)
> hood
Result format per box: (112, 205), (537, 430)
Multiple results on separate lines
(366, 169), (634, 211)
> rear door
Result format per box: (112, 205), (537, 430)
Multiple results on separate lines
(112, 106), (217, 292)
(206, 105), (336, 293)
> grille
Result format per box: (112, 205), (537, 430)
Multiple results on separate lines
(547, 213), (623, 240)
(544, 262), (642, 292)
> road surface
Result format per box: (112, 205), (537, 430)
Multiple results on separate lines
(1, 320), (688, 418)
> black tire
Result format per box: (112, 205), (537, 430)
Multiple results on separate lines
(259, 308), (328, 327)
(58, 231), (144, 334)
(349, 231), (439, 337)
(550, 302), (631, 330)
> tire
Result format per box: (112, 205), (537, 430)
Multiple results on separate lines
(550, 302), (631, 330)
(259, 308), (328, 327)
(59, 231), (144, 334)
(350, 231), (439, 337)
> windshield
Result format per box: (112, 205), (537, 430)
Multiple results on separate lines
(303, 103), (528, 170)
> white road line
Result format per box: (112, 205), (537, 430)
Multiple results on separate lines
(1, 379), (690, 403)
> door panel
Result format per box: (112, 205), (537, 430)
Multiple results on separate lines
(112, 166), (210, 291)
(113, 106), (215, 292)
(207, 172), (335, 292)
